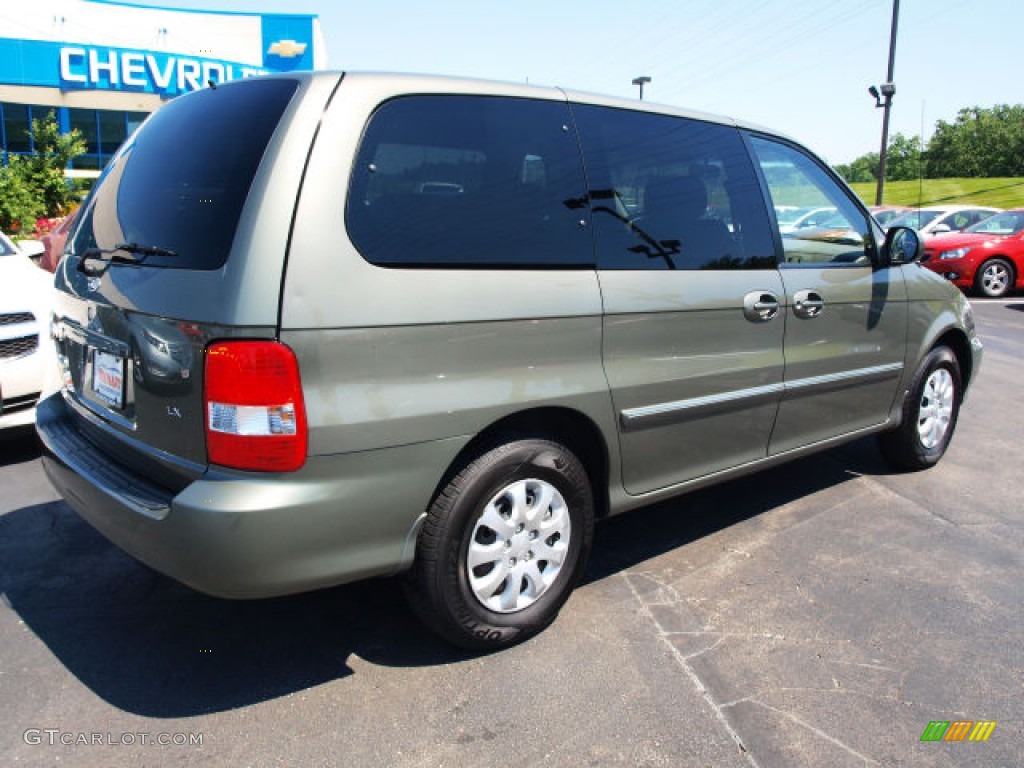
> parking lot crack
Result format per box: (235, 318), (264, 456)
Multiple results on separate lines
(720, 684), (921, 711)
(730, 698), (882, 766)
(624, 571), (761, 767)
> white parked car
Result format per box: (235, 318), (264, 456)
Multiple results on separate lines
(1, 231), (55, 430)
(886, 205), (1001, 237)
(777, 206), (838, 234)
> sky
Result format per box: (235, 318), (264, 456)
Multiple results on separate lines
(124, 0), (1022, 165)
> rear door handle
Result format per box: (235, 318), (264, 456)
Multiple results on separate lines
(792, 290), (824, 319)
(743, 291), (780, 323)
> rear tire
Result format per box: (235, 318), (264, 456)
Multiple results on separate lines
(405, 437), (594, 650)
(878, 346), (961, 471)
(974, 257), (1014, 298)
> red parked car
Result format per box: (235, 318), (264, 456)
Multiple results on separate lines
(38, 209), (81, 273)
(920, 208), (1024, 298)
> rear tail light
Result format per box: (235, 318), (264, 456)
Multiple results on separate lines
(204, 340), (307, 472)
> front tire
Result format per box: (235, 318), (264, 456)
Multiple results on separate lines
(878, 346), (962, 471)
(974, 257), (1014, 298)
(405, 437), (594, 650)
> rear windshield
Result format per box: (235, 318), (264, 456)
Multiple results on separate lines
(69, 78), (298, 270)
(966, 211), (1024, 235)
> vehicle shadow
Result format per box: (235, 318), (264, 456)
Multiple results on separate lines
(0, 436), (888, 718)
(0, 496), (464, 718)
(0, 427), (43, 465)
(585, 436), (887, 583)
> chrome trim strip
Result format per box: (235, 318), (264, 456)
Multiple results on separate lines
(782, 362), (904, 398)
(620, 382), (784, 430)
(620, 362), (904, 430)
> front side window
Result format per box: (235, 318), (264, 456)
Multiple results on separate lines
(347, 95), (591, 268)
(572, 104), (776, 270)
(749, 136), (874, 266)
(961, 210), (993, 229)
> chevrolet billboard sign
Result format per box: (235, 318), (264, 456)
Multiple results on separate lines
(58, 45), (268, 97)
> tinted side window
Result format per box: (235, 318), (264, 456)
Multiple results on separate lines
(572, 104), (775, 270)
(70, 78), (299, 270)
(958, 210), (988, 229)
(749, 136), (874, 267)
(347, 96), (590, 268)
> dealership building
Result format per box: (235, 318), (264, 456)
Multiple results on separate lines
(0, 0), (325, 172)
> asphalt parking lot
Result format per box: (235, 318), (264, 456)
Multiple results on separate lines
(1, 298), (1021, 768)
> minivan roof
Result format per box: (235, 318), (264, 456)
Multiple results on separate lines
(331, 70), (785, 140)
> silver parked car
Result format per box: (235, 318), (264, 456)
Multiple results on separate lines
(37, 73), (982, 649)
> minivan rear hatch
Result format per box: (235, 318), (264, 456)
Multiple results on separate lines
(51, 73), (341, 484)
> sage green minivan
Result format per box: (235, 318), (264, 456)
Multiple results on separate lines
(37, 72), (982, 649)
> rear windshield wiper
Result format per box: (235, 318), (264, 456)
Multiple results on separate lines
(77, 242), (178, 275)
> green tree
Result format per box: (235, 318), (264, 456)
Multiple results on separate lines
(22, 110), (87, 216)
(884, 133), (923, 181)
(0, 110), (85, 234)
(0, 156), (42, 234)
(835, 153), (878, 183)
(924, 104), (1024, 178)
(836, 133), (920, 184)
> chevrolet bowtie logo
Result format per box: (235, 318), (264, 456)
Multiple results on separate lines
(267, 39), (307, 58)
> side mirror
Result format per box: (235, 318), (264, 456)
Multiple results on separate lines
(884, 226), (922, 265)
(931, 224), (951, 234)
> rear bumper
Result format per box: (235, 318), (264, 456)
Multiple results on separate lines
(36, 393), (468, 598)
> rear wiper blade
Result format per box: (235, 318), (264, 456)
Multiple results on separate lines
(76, 243), (178, 275)
(115, 242), (179, 259)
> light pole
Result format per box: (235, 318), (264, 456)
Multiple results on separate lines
(869, 0), (900, 206)
(632, 76), (651, 100)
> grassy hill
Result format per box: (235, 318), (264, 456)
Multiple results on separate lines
(848, 178), (1024, 209)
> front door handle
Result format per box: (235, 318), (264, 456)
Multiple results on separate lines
(792, 290), (824, 319)
(743, 291), (780, 323)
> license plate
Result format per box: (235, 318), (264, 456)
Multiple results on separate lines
(93, 350), (125, 409)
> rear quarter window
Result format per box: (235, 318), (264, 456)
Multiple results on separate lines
(346, 95), (591, 268)
(70, 78), (299, 271)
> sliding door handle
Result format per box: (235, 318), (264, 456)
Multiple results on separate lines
(793, 290), (824, 319)
(743, 291), (780, 323)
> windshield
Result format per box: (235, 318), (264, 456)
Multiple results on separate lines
(0, 234), (16, 256)
(888, 210), (941, 229)
(965, 211), (1024, 235)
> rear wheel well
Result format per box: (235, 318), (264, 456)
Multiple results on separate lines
(433, 407), (610, 520)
